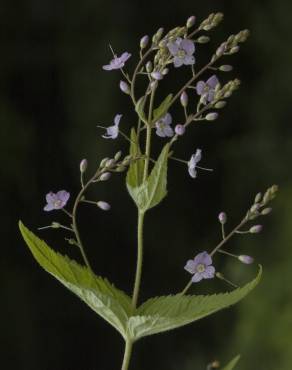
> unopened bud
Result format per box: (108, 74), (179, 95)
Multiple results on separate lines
(261, 207), (272, 215)
(205, 112), (219, 121)
(162, 68), (169, 75)
(254, 192), (262, 203)
(97, 201), (111, 211)
(180, 91), (188, 107)
(146, 61), (153, 73)
(151, 71), (163, 80)
(100, 157), (109, 167)
(114, 151), (122, 161)
(105, 159), (116, 168)
(218, 212), (227, 224)
(100, 172), (111, 181)
(238, 255), (254, 264)
(219, 65), (233, 72)
(215, 101), (226, 109)
(197, 36), (210, 44)
(250, 203), (260, 213)
(186, 15), (196, 28)
(150, 80), (158, 90)
(152, 27), (164, 44)
(230, 46), (240, 54)
(249, 225), (263, 234)
(175, 124), (185, 136)
(119, 80), (130, 94)
(80, 159), (88, 173)
(51, 222), (61, 229)
(216, 43), (227, 57)
(140, 35), (149, 49)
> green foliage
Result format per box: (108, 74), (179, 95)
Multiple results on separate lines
(135, 96), (147, 124)
(221, 355), (241, 370)
(126, 268), (261, 341)
(126, 128), (144, 188)
(19, 221), (132, 339)
(126, 143), (169, 212)
(153, 94), (173, 122)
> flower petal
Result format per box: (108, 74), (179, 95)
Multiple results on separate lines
(196, 81), (206, 95)
(184, 55), (195, 65)
(114, 114), (122, 126)
(191, 272), (203, 283)
(184, 260), (196, 274)
(207, 75), (219, 89)
(201, 265), (215, 279)
(181, 39), (195, 55)
(173, 57), (184, 68)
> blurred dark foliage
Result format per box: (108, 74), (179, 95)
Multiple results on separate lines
(1, 0), (291, 369)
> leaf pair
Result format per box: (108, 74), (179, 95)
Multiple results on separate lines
(19, 222), (262, 343)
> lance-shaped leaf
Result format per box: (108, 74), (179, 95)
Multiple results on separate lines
(19, 221), (131, 339)
(135, 96), (147, 124)
(126, 267), (262, 341)
(127, 143), (169, 212)
(153, 94), (173, 122)
(126, 128), (145, 188)
(222, 355), (241, 370)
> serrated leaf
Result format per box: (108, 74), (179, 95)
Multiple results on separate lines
(19, 221), (131, 339)
(126, 267), (262, 340)
(222, 355), (241, 370)
(126, 128), (145, 188)
(126, 143), (169, 212)
(153, 94), (173, 122)
(135, 96), (147, 123)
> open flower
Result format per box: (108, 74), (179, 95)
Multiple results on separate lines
(196, 75), (220, 104)
(102, 114), (122, 139)
(155, 113), (174, 137)
(188, 149), (202, 178)
(44, 190), (70, 211)
(102, 52), (131, 71)
(184, 251), (215, 283)
(167, 37), (195, 68)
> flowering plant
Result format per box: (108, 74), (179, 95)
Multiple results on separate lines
(19, 12), (278, 370)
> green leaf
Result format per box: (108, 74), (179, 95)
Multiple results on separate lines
(135, 96), (147, 123)
(19, 221), (132, 339)
(153, 94), (173, 122)
(126, 267), (262, 340)
(222, 355), (241, 370)
(126, 143), (169, 212)
(126, 128), (145, 188)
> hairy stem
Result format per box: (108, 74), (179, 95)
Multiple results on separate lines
(132, 210), (145, 308)
(121, 340), (133, 370)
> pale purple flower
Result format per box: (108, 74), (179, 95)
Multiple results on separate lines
(44, 190), (70, 211)
(101, 114), (122, 139)
(102, 52), (131, 71)
(184, 251), (215, 283)
(167, 37), (195, 68)
(188, 149), (202, 178)
(155, 113), (174, 137)
(175, 124), (185, 136)
(196, 75), (220, 104)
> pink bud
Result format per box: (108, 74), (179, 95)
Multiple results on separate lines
(175, 124), (185, 136)
(238, 255), (254, 264)
(218, 212), (227, 224)
(249, 225), (263, 234)
(97, 201), (111, 211)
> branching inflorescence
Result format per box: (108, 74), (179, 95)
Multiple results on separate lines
(20, 12), (278, 370)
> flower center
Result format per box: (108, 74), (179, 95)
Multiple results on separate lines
(196, 264), (205, 273)
(177, 50), (186, 58)
(53, 200), (62, 208)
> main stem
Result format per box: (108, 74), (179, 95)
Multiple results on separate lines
(121, 340), (133, 370)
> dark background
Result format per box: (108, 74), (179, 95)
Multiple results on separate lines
(1, 0), (292, 369)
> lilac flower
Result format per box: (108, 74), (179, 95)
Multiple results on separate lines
(188, 149), (202, 178)
(167, 37), (195, 68)
(44, 191), (70, 212)
(184, 251), (215, 283)
(155, 113), (174, 137)
(102, 114), (122, 139)
(102, 52), (131, 71)
(196, 75), (220, 104)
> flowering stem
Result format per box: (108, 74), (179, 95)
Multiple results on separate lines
(132, 210), (145, 308)
(121, 340), (133, 370)
(181, 279), (193, 295)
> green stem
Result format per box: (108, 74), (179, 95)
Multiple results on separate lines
(181, 279), (193, 295)
(121, 340), (133, 370)
(132, 210), (145, 308)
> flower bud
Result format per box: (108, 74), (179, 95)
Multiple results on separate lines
(216, 43), (227, 57)
(250, 203), (260, 213)
(254, 192), (262, 203)
(215, 101), (226, 109)
(114, 151), (122, 161)
(150, 80), (158, 90)
(146, 61), (153, 73)
(97, 201), (111, 211)
(230, 46), (240, 54)
(219, 65), (233, 72)
(51, 222), (61, 229)
(152, 27), (164, 44)
(175, 124), (185, 136)
(218, 212), (227, 224)
(162, 68), (169, 75)
(100, 172), (111, 181)
(261, 207), (272, 215)
(151, 71), (163, 80)
(249, 225), (263, 234)
(100, 157), (109, 167)
(180, 91), (188, 107)
(140, 35), (149, 49)
(205, 112), (219, 121)
(197, 36), (210, 44)
(105, 158), (116, 168)
(80, 159), (88, 173)
(119, 80), (130, 94)
(186, 15), (196, 28)
(238, 255), (254, 264)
